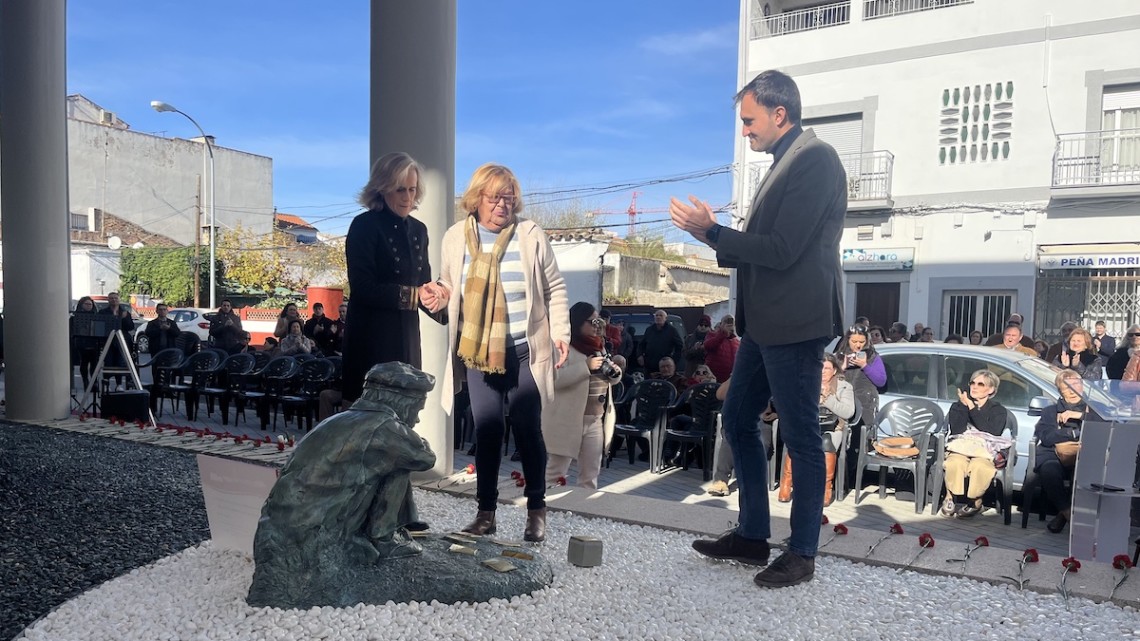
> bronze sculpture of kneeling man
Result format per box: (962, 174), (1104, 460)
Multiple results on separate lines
(252, 361), (436, 575)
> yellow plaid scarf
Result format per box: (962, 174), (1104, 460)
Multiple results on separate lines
(457, 215), (517, 374)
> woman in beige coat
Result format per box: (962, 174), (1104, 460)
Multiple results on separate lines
(421, 163), (569, 542)
(543, 302), (622, 490)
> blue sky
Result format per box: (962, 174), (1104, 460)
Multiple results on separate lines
(67, 2), (739, 241)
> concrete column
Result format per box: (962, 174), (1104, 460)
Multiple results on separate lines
(371, 0), (457, 478)
(1, 0), (73, 420)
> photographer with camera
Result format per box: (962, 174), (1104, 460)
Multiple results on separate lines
(542, 302), (623, 490)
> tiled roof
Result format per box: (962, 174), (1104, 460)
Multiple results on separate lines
(274, 213), (317, 231)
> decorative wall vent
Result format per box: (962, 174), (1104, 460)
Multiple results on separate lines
(939, 81), (1013, 165)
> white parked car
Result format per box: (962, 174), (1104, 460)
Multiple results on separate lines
(134, 308), (213, 354)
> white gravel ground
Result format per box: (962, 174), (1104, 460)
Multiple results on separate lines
(19, 489), (1140, 641)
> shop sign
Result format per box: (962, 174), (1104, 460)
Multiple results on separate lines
(1038, 253), (1140, 270)
(841, 247), (914, 271)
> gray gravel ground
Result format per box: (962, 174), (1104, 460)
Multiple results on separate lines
(0, 421), (209, 641)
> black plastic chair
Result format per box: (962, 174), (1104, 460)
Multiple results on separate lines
(927, 408), (1018, 523)
(854, 398), (945, 514)
(279, 358), (335, 431)
(660, 382), (722, 480)
(167, 350), (221, 420)
(609, 380), (677, 472)
(234, 356), (299, 428)
(260, 356), (303, 430)
(293, 352), (317, 364)
(146, 348), (185, 417)
(250, 349), (271, 371)
(200, 353), (256, 426)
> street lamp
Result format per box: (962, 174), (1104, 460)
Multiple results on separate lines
(150, 100), (216, 309)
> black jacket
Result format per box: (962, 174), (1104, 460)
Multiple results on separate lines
(1106, 346), (1133, 380)
(639, 324), (683, 374)
(209, 311), (244, 353)
(715, 129), (846, 345)
(303, 315), (336, 355)
(144, 317), (181, 354)
(342, 206), (432, 401)
(948, 400), (1007, 436)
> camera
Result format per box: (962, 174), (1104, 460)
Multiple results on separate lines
(590, 317), (606, 331)
(593, 351), (621, 379)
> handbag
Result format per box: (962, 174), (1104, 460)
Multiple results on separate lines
(1054, 441), (1080, 467)
(873, 436), (919, 459)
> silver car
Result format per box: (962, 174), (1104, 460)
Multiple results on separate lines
(873, 342), (1119, 489)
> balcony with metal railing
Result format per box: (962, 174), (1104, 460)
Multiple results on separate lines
(749, 0), (974, 40)
(1051, 128), (1140, 199)
(745, 150), (894, 213)
(863, 0), (973, 21)
(750, 1), (851, 39)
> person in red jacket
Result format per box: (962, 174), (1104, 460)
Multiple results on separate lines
(599, 309), (622, 355)
(703, 315), (740, 383)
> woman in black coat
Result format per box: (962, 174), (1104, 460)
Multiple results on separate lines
(1033, 370), (1087, 533)
(342, 152), (435, 403)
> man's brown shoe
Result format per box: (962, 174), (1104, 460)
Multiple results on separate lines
(524, 508), (547, 542)
(692, 530), (770, 566)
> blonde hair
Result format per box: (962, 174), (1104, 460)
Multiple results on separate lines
(459, 163), (523, 217)
(358, 152), (424, 211)
(1054, 368), (1082, 389)
(1067, 327), (1095, 353)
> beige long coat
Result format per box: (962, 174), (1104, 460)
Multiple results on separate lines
(436, 217), (570, 416)
(541, 349), (619, 458)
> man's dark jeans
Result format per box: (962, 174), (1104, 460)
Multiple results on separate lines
(722, 333), (828, 557)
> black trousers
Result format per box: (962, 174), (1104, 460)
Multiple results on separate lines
(467, 343), (546, 511)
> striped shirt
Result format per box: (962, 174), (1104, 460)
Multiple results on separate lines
(461, 225), (528, 345)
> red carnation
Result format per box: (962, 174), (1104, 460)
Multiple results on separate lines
(890, 523), (904, 535)
(1023, 548), (1039, 563)
(556, 476), (567, 486)
(974, 535), (989, 547)
(514, 476), (525, 487)
(821, 515), (829, 525)
(253, 440), (262, 448)
(918, 532), (935, 548)
(834, 523), (848, 535)
(1114, 554), (1134, 570)
(277, 442), (286, 451)
(1062, 556), (1081, 572)
(464, 464), (476, 474)
(511, 470), (522, 480)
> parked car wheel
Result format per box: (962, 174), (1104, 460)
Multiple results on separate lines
(135, 333), (150, 355)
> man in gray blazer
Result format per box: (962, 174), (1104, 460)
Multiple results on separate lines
(671, 70), (846, 588)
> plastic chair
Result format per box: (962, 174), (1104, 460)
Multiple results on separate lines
(279, 358), (335, 431)
(927, 408), (1018, 523)
(234, 356), (299, 428)
(660, 382), (722, 480)
(146, 348), (186, 417)
(200, 353), (256, 425)
(167, 350), (221, 420)
(260, 356), (303, 430)
(609, 380), (677, 472)
(854, 398), (945, 514)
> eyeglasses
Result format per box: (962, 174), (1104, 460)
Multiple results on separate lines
(1129, 332), (1140, 337)
(969, 381), (989, 387)
(483, 192), (517, 205)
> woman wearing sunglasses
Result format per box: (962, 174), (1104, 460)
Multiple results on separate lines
(940, 369), (1009, 518)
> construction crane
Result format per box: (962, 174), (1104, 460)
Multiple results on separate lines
(586, 191), (729, 239)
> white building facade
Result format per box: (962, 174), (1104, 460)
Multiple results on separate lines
(735, 0), (1140, 343)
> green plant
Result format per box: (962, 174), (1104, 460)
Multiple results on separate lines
(120, 246), (209, 306)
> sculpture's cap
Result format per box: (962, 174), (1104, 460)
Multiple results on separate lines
(363, 361), (436, 396)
